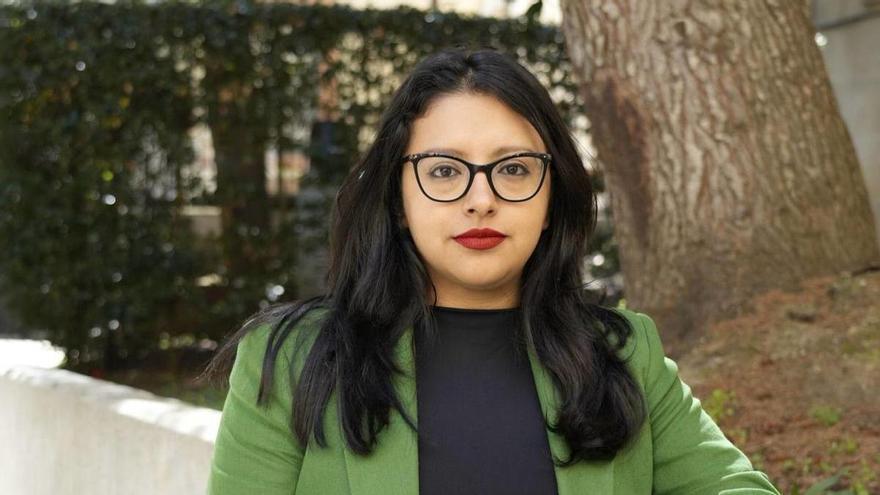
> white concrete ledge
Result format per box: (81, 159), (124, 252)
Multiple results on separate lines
(0, 360), (221, 495)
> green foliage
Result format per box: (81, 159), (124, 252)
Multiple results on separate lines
(784, 452), (875, 494)
(809, 404), (843, 426)
(0, 1), (205, 368)
(829, 436), (859, 456)
(703, 387), (737, 423)
(789, 471), (863, 495)
(800, 473), (842, 495)
(0, 0), (604, 370)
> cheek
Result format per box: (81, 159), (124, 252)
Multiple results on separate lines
(514, 198), (551, 256)
(401, 175), (442, 242)
(517, 212), (547, 254)
(407, 207), (446, 250)
(401, 174), (424, 225)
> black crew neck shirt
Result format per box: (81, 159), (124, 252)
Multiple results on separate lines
(414, 305), (559, 495)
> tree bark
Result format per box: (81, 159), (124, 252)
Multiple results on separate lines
(560, 0), (880, 356)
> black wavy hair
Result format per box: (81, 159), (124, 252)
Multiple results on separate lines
(201, 45), (647, 467)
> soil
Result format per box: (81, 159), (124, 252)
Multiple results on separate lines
(674, 269), (880, 494)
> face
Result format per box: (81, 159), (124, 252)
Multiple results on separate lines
(400, 91), (551, 309)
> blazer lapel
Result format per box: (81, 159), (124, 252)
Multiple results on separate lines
(341, 324), (615, 495)
(525, 340), (616, 494)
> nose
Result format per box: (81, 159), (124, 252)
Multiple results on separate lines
(463, 170), (497, 214)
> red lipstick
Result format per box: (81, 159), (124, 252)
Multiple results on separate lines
(453, 228), (507, 250)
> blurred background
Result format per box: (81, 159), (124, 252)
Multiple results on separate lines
(0, 0), (878, 494)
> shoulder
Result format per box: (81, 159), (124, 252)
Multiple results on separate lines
(238, 307), (330, 352)
(232, 305), (332, 402)
(239, 305), (331, 356)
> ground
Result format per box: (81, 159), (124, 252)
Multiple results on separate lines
(675, 269), (880, 494)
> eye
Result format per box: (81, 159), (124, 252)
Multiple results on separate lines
(428, 164), (462, 178)
(499, 161), (529, 175)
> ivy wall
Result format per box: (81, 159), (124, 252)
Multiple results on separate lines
(0, 1), (618, 371)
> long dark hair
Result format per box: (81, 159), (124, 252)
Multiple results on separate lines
(201, 46), (647, 467)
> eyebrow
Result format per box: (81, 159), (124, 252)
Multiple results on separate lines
(421, 145), (539, 158)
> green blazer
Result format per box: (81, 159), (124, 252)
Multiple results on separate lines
(208, 308), (781, 494)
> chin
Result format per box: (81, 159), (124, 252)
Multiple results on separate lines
(455, 272), (509, 288)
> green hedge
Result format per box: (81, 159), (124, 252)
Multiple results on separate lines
(0, 0), (614, 371)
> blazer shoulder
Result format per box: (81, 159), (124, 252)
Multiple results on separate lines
(236, 305), (331, 386)
(210, 306), (331, 494)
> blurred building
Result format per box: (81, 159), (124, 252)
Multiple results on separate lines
(812, 0), (880, 245)
(266, 0), (561, 25)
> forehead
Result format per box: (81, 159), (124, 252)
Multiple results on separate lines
(406, 92), (546, 158)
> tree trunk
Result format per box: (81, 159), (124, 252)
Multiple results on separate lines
(560, 0), (880, 357)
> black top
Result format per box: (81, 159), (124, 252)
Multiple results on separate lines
(414, 305), (559, 495)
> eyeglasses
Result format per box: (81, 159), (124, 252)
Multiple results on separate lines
(400, 151), (552, 202)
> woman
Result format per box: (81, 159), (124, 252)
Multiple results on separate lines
(203, 46), (781, 494)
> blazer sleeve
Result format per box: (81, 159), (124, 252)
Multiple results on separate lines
(637, 312), (782, 495)
(207, 322), (304, 495)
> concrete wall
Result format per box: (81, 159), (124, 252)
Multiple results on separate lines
(813, 1), (880, 246)
(0, 364), (220, 495)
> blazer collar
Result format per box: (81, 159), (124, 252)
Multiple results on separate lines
(341, 324), (615, 494)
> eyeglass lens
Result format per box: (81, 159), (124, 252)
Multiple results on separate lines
(416, 155), (545, 201)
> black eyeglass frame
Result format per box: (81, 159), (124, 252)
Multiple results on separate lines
(400, 151), (552, 202)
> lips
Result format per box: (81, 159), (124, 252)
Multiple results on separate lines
(453, 228), (507, 250)
(454, 228), (506, 239)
